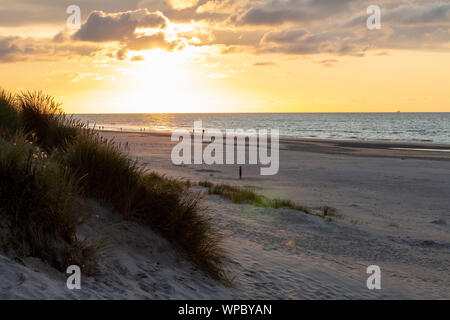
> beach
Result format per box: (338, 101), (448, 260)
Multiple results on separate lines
(1, 131), (449, 299)
(98, 131), (450, 298)
(102, 130), (450, 236)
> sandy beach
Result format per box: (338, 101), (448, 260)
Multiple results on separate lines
(1, 130), (449, 299)
(97, 131), (449, 299)
(103, 130), (450, 237)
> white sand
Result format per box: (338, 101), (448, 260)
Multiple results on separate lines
(1, 132), (449, 299)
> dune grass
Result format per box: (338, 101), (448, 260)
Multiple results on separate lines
(17, 91), (86, 152)
(62, 133), (143, 216)
(0, 90), (21, 137)
(0, 135), (97, 273)
(136, 175), (226, 281)
(63, 134), (227, 281)
(0, 88), (227, 282)
(198, 180), (336, 219)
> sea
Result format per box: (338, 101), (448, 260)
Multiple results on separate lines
(72, 113), (450, 144)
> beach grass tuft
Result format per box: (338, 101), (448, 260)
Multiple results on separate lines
(63, 133), (143, 216)
(198, 180), (338, 218)
(0, 89), (21, 137)
(17, 91), (86, 152)
(137, 173), (227, 282)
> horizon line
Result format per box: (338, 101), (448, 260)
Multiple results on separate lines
(69, 111), (450, 115)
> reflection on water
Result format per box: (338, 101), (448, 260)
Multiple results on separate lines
(72, 113), (450, 144)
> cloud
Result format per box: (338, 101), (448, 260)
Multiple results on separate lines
(0, 0), (146, 26)
(131, 55), (145, 61)
(125, 32), (184, 51)
(73, 9), (168, 42)
(53, 31), (71, 43)
(252, 61), (275, 66)
(196, 0), (244, 14)
(0, 37), (23, 62)
(73, 9), (186, 59)
(0, 0), (449, 64)
(315, 59), (338, 67)
(261, 29), (308, 44)
(384, 3), (450, 26)
(248, 1), (450, 56)
(138, 0), (233, 23)
(0, 35), (101, 63)
(169, 0), (200, 10)
(236, 0), (355, 26)
(238, 7), (307, 26)
(60, 71), (115, 82)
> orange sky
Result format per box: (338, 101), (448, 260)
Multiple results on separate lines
(0, 0), (449, 113)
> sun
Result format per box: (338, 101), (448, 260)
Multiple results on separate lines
(122, 50), (204, 113)
(113, 48), (238, 113)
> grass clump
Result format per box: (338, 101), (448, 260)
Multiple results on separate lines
(0, 89), (21, 137)
(205, 183), (262, 204)
(63, 133), (142, 216)
(17, 91), (85, 152)
(0, 135), (96, 273)
(198, 181), (338, 218)
(136, 174), (226, 281)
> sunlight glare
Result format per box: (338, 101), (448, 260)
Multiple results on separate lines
(117, 49), (229, 113)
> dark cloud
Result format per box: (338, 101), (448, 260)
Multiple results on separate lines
(384, 3), (450, 25)
(236, 0), (355, 26)
(0, 35), (101, 63)
(0, 37), (23, 62)
(73, 9), (167, 42)
(260, 30), (369, 56)
(0, 0), (142, 26)
(238, 8), (308, 26)
(72, 9), (183, 59)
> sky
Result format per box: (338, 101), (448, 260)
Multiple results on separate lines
(0, 0), (449, 113)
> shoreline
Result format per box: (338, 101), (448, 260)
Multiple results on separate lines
(97, 129), (450, 161)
